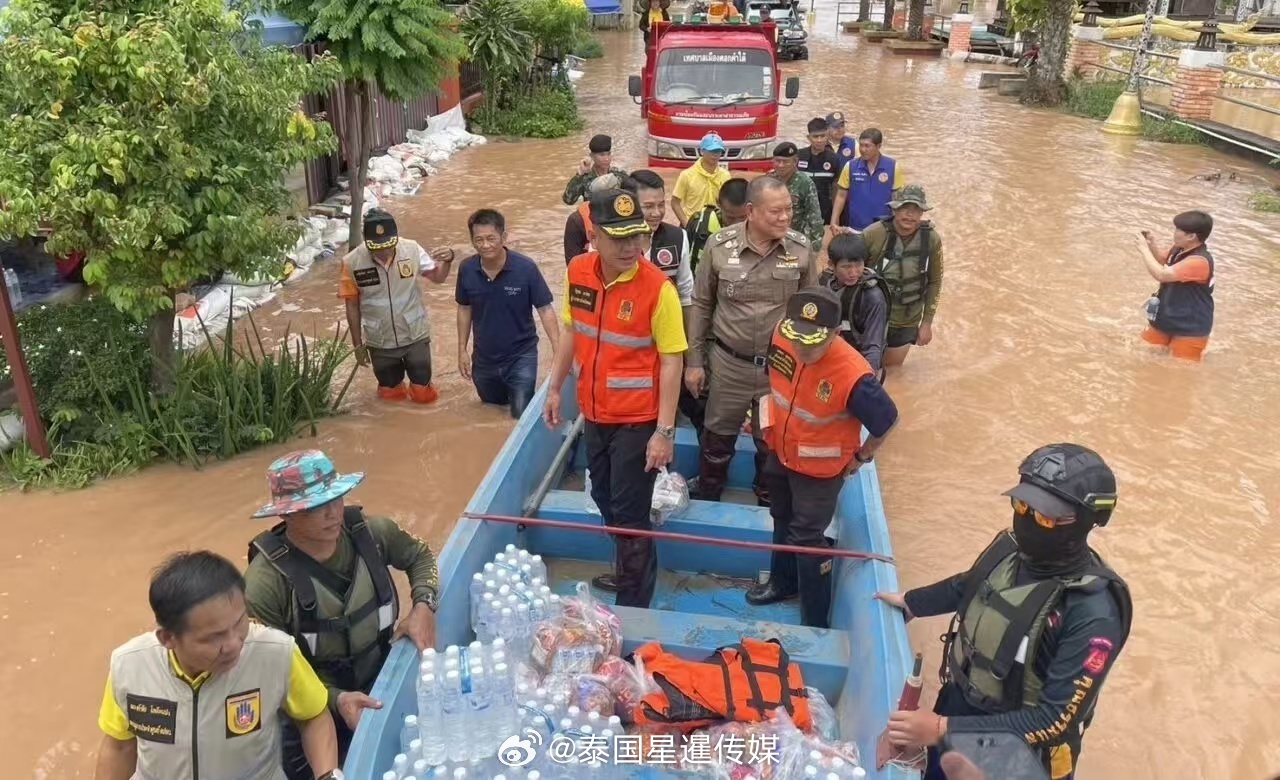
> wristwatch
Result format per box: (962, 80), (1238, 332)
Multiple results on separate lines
(656, 425), (676, 440)
(317, 770), (345, 780)
(854, 450), (874, 464)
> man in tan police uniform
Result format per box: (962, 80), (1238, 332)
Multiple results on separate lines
(685, 176), (815, 504)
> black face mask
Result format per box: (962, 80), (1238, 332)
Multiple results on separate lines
(1012, 510), (1094, 579)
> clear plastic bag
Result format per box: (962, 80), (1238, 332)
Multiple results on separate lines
(805, 686), (839, 742)
(651, 466), (690, 526)
(583, 469), (601, 515)
(596, 653), (659, 722)
(529, 583), (622, 673)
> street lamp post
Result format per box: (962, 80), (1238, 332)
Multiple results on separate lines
(1101, 0), (1159, 135)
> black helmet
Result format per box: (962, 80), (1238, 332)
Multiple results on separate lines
(1002, 443), (1117, 525)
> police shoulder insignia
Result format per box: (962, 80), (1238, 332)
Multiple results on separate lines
(1082, 637), (1114, 675)
(618, 299), (634, 321)
(225, 689), (262, 738)
(816, 379), (833, 403)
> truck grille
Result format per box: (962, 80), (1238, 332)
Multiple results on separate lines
(681, 146), (743, 160)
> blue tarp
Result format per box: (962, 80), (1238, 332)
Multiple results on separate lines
(585, 0), (624, 14)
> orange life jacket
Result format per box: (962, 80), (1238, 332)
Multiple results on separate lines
(632, 638), (812, 731)
(578, 201), (596, 250)
(760, 328), (871, 478)
(567, 253), (666, 424)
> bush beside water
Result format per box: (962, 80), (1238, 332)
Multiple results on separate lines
(470, 86), (584, 138)
(1, 300), (354, 490)
(1063, 80), (1206, 145)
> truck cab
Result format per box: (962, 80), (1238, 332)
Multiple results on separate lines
(628, 18), (800, 171)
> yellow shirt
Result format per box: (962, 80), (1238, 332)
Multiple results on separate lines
(648, 7), (665, 23)
(560, 265), (688, 354)
(98, 645), (330, 740)
(836, 158), (905, 190)
(672, 164), (732, 214)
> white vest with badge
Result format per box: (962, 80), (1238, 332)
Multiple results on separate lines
(108, 622), (295, 780)
(344, 239), (434, 350)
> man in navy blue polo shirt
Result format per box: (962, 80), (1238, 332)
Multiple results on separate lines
(456, 209), (560, 418)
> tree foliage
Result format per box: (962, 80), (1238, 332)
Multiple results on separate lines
(460, 0), (587, 109)
(1022, 0), (1076, 104)
(0, 0), (340, 380)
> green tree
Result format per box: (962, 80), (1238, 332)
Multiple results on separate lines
(460, 0), (535, 108)
(1017, 0), (1076, 105)
(268, 0), (467, 250)
(0, 0), (340, 387)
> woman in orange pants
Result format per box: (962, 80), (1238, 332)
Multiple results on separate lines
(1134, 211), (1215, 362)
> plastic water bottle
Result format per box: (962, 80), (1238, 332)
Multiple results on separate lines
(529, 554), (546, 582)
(442, 670), (468, 763)
(382, 772), (398, 780)
(419, 674), (446, 765)
(851, 768), (868, 779)
(408, 738), (423, 763)
(392, 753), (410, 777)
(1144, 294), (1160, 322)
(514, 603), (531, 657)
(413, 759), (430, 778)
(401, 715), (419, 754)
(453, 767), (469, 780)
(470, 573), (486, 625)
(467, 667), (493, 761)
(2, 267), (21, 307)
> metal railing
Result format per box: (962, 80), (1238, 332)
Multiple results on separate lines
(1090, 40), (1177, 87)
(1209, 63), (1280, 118)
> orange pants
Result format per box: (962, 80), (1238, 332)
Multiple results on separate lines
(1142, 326), (1208, 362)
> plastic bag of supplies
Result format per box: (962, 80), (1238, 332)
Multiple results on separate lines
(651, 467), (689, 526)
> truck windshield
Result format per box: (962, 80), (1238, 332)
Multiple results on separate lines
(655, 48), (775, 105)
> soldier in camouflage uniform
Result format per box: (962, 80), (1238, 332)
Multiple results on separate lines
(770, 142), (825, 251)
(562, 134), (629, 205)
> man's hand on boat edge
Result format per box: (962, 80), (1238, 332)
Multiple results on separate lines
(873, 591), (914, 621)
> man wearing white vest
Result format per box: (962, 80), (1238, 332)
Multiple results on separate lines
(339, 208), (455, 404)
(94, 551), (341, 780)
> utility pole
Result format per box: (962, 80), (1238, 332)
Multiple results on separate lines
(1101, 0), (1159, 135)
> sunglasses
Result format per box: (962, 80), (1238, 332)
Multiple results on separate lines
(1011, 498), (1077, 529)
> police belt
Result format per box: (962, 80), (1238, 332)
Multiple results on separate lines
(712, 336), (767, 367)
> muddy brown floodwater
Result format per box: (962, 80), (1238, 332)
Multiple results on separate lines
(3, 4), (1280, 777)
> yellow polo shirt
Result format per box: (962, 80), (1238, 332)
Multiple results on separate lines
(560, 265), (687, 355)
(672, 164), (732, 214)
(98, 645), (330, 740)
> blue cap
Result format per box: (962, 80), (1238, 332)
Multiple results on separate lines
(699, 133), (726, 153)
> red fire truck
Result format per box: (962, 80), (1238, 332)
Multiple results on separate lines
(627, 19), (800, 171)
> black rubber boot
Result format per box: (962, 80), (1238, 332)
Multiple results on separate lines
(797, 553), (834, 629)
(752, 439), (771, 507)
(591, 573), (619, 593)
(614, 537), (658, 608)
(693, 431), (738, 501)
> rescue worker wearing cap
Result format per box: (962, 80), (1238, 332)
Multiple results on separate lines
(545, 189), (686, 608)
(798, 117), (840, 225)
(876, 444), (1132, 780)
(339, 209), (455, 403)
(243, 450), (440, 779)
(671, 133), (732, 226)
(748, 288), (898, 628)
(829, 128), (903, 233)
(563, 135), (629, 206)
(825, 112), (858, 166)
(95, 551), (342, 780)
(771, 142), (825, 249)
(853, 184), (944, 367)
(564, 172), (625, 263)
(686, 176), (815, 504)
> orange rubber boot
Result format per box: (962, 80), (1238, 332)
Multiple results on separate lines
(408, 383), (439, 404)
(377, 384), (408, 401)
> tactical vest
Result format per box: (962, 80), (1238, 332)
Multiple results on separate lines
(648, 223), (685, 281)
(875, 218), (933, 311)
(343, 239), (432, 350)
(686, 206), (722, 272)
(829, 270), (888, 345)
(249, 507), (398, 693)
(108, 623), (293, 780)
(1154, 245), (1214, 337)
(943, 531), (1133, 715)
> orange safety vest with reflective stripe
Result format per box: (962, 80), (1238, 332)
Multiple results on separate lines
(578, 201), (596, 251)
(760, 328), (871, 478)
(632, 638), (813, 732)
(567, 252), (666, 424)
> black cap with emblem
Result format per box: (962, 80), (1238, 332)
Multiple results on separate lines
(363, 208), (398, 252)
(779, 288), (841, 345)
(1003, 443), (1118, 526)
(589, 188), (650, 238)
(588, 134), (612, 154)
(772, 141), (798, 158)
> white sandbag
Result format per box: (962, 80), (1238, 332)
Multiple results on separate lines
(0, 411), (24, 454)
(327, 219), (350, 246)
(426, 104), (467, 134)
(367, 155), (406, 182)
(177, 286), (232, 325)
(426, 149), (451, 163)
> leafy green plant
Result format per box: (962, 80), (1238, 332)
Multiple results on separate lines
(0, 0), (341, 388)
(1248, 188), (1280, 213)
(524, 0), (589, 65)
(470, 85), (584, 138)
(0, 297), (150, 426)
(572, 33), (605, 59)
(461, 0), (536, 107)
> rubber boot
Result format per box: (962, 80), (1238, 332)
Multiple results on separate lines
(797, 553), (834, 629)
(408, 383), (439, 404)
(377, 383), (407, 401)
(613, 537), (657, 608)
(752, 443), (771, 507)
(746, 520), (797, 605)
(693, 431), (738, 501)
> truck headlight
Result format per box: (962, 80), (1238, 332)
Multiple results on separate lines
(783, 29), (803, 38)
(653, 141), (685, 159)
(741, 143), (770, 160)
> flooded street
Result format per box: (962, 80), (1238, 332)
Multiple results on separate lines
(3, 4), (1280, 776)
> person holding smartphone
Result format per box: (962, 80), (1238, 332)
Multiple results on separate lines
(874, 444), (1133, 780)
(1134, 211), (1216, 362)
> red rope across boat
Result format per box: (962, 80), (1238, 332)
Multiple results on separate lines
(460, 512), (896, 564)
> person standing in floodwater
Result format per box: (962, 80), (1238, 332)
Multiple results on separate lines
(1135, 211), (1216, 362)
(562, 135), (628, 206)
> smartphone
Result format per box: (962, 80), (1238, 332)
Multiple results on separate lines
(938, 731), (1049, 780)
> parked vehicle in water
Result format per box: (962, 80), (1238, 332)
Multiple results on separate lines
(746, 0), (810, 60)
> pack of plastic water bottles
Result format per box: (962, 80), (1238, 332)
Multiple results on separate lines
(470, 546), (559, 660)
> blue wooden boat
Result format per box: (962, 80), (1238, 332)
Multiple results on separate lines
(344, 380), (916, 778)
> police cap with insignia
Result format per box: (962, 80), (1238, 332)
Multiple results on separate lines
(363, 208), (398, 251)
(780, 288), (841, 346)
(589, 188), (650, 238)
